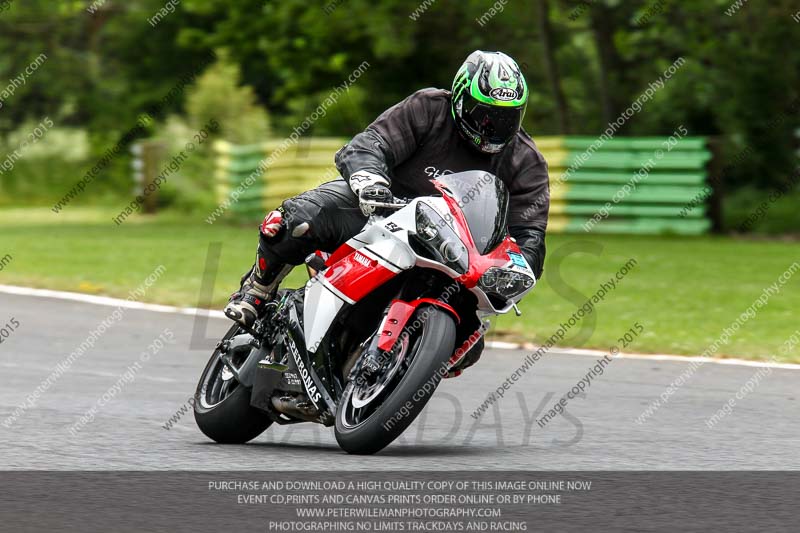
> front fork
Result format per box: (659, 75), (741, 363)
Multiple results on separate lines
(362, 296), (484, 379)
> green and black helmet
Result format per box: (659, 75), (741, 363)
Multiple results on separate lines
(451, 50), (528, 154)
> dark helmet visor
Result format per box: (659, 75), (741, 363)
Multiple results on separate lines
(462, 96), (525, 146)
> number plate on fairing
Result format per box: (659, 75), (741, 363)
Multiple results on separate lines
(507, 251), (528, 269)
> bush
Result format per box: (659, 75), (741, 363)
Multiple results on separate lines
(184, 54), (271, 144)
(0, 123), (94, 205)
(724, 184), (800, 234)
(276, 85), (370, 137)
(108, 56), (275, 215)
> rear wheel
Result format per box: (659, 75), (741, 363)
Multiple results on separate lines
(334, 306), (456, 454)
(193, 324), (273, 444)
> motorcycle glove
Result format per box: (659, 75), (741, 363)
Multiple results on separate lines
(358, 183), (394, 217)
(509, 226), (546, 279)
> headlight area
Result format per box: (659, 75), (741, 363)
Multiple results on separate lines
(478, 267), (535, 306)
(410, 202), (469, 274)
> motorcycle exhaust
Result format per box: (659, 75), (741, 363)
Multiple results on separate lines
(271, 394), (322, 423)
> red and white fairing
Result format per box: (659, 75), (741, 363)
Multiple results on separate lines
(303, 211), (416, 353)
(302, 184), (536, 360)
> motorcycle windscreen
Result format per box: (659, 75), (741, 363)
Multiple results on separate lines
(435, 171), (510, 254)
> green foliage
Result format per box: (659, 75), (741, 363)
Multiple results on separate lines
(723, 186), (800, 234)
(149, 117), (217, 213)
(277, 85), (371, 136)
(1, 0), (798, 226)
(0, 122), (89, 205)
(184, 55), (270, 143)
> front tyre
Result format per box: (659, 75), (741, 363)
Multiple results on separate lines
(193, 324), (272, 444)
(335, 306), (456, 455)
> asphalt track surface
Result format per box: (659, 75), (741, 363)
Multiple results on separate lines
(1, 291), (798, 470)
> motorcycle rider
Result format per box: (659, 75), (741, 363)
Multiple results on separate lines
(224, 50), (550, 368)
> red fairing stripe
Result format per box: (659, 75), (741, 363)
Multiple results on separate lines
(324, 250), (397, 302)
(325, 243), (355, 267)
(376, 298), (461, 352)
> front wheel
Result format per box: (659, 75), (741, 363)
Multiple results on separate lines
(193, 324), (273, 444)
(335, 306), (456, 455)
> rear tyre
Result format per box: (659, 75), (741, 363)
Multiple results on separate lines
(193, 324), (273, 444)
(334, 307), (456, 455)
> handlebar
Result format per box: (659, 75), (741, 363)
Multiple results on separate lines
(359, 197), (410, 210)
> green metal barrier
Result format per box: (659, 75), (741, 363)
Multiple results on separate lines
(538, 136), (712, 234)
(214, 135), (713, 234)
(213, 138), (344, 220)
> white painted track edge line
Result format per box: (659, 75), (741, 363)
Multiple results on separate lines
(0, 284), (226, 319)
(1, 284), (796, 370)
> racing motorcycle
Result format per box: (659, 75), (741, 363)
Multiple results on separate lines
(193, 170), (536, 454)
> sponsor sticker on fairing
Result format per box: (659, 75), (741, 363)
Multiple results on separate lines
(287, 337), (322, 405)
(507, 251), (528, 269)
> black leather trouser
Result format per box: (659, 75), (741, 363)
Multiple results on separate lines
(256, 179), (368, 273)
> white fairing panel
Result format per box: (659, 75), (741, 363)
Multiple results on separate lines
(303, 277), (347, 354)
(300, 198), (456, 353)
(359, 230), (416, 270)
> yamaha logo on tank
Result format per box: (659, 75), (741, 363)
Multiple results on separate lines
(490, 87), (518, 101)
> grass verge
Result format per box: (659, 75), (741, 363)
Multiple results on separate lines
(1, 207), (798, 362)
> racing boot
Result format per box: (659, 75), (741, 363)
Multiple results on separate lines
(224, 249), (291, 328)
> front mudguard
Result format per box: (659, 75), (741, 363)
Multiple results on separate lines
(376, 298), (460, 352)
